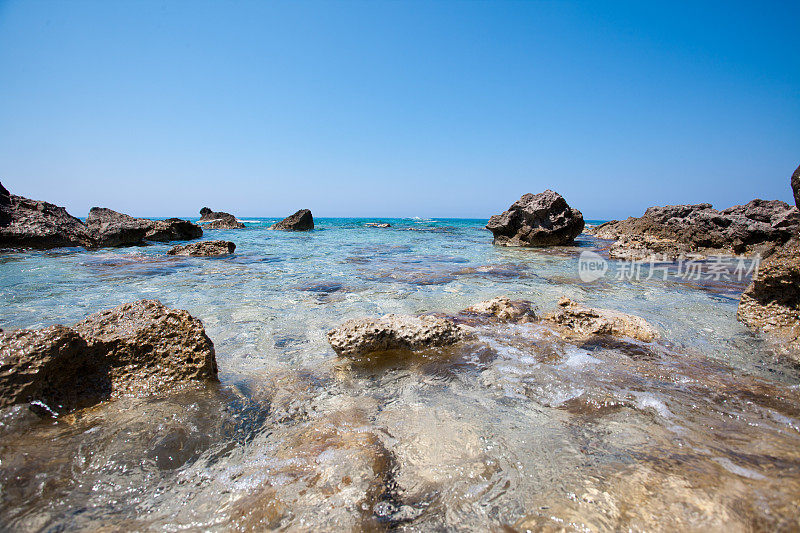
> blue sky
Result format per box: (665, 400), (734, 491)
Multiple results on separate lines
(0, 1), (798, 219)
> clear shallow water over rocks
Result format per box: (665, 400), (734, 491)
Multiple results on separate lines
(1, 218), (799, 531)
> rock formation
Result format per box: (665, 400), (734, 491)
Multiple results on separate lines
(144, 218), (203, 242)
(167, 240), (236, 256)
(486, 190), (585, 246)
(271, 209), (314, 231)
(365, 222), (391, 228)
(0, 181), (95, 249)
(792, 163), (800, 209)
(327, 314), (469, 358)
(198, 207), (245, 230)
(544, 298), (658, 342)
(0, 300), (217, 413)
(86, 207), (151, 247)
(463, 296), (537, 323)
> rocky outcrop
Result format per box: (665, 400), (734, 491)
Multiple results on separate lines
(0, 182), (95, 249)
(792, 164), (800, 209)
(144, 218), (203, 242)
(486, 190), (585, 247)
(591, 200), (799, 260)
(365, 222), (391, 228)
(0, 300), (217, 413)
(271, 209), (314, 231)
(737, 237), (800, 362)
(544, 298), (658, 342)
(198, 207), (245, 230)
(463, 296), (537, 323)
(86, 207), (150, 247)
(327, 315), (469, 358)
(167, 240), (236, 256)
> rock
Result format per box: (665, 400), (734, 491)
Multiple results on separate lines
(145, 218), (203, 242)
(590, 199), (798, 260)
(167, 240), (236, 256)
(0, 182), (95, 249)
(792, 164), (800, 209)
(463, 296), (537, 323)
(544, 298), (658, 342)
(86, 207), (150, 247)
(271, 209), (314, 231)
(737, 237), (800, 362)
(486, 190), (585, 247)
(0, 300), (218, 413)
(327, 315), (469, 358)
(198, 207), (245, 230)
(365, 222), (391, 228)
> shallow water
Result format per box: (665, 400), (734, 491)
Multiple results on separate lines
(1, 218), (798, 531)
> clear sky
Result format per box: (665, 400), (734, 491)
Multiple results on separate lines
(0, 1), (798, 219)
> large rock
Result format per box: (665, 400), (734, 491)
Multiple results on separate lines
(0, 300), (218, 413)
(271, 209), (314, 231)
(591, 200), (799, 260)
(198, 207), (245, 230)
(0, 181), (95, 249)
(145, 218), (203, 242)
(327, 315), (469, 358)
(167, 240), (236, 256)
(463, 296), (537, 323)
(737, 237), (800, 362)
(486, 190), (585, 247)
(792, 163), (800, 209)
(544, 298), (658, 342)
(86, 207), (150, 247)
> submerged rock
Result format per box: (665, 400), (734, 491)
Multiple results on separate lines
(198, 207), (245, 230)
(271, 209), (314, 231)
(86, 207), (151, 247)
(0, 300), (217, 413)
(167, 240), (236, 256)
(486, 190), (585, 247)
(327, 314), (469, 358)
(544, 298), (658, 342)
(365, 222), (391, 228)
(737, 237), (800, 362)
(463, 296), (537, 323)
(0, 181), (95, 249)
(145, 218), (203, 242)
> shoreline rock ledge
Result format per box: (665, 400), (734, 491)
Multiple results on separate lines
(0, 300), (218, 414)
(486, 190), (585, 246)
(198, 207), (245, 229)
(271, 209), (314, 231)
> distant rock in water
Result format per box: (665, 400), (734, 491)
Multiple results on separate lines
(365, 222), (391, 228)
(0, 181), (95, 249)
(145, 218), (203, 242)
(590, 199), (799, 260)
(544, 297), (658, 342)
(737, 237), (800, 363)
(327, 314), (469, 358)
(486, 190), (585, 246)
(0, 300), (218, 414)
(168, 240), (236, 256)
(198, 207), (245, 229)
(86, 207), (150, 247)
(792, 163), (800, 209)
(271, 209), (314, 231)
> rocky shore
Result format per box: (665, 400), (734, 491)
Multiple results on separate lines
(487, 190), (584, 246)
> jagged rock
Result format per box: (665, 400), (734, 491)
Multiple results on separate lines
(327, 315), (469, 358)
(86, 207), (150, 247)
(167, 240), (236, 256)
(463, 296), (537, 323)
(271, 209), (314, 231)
(792, 164), (800, 209)
(198, 207), (245, 230)
(486, 190), (585, 247)
(737, 237), (800, 362)
(0, 181), (95, 249)
(145, 218), (203, 242)
(591, 199), (799, 260)
(544, 298), (658, 342)
(0, 300), (217, 413)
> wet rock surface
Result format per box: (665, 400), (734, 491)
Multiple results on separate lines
(462, 296), (537, 323)
(365, 222), (391, 228)
(486, 190), (585, 246)
(591, 199), (799, 260)
(271, 209), (314, 231)
(86, 207), (151, 247)
(198, 207), (245, 229)
(167, 240), (236, 256)
(327, 314), (469, 358)
(0, 300), (217, 413)
(544, 297), (659, 342)
(738, 236), (800, 362)
(0, 182), (95, 249)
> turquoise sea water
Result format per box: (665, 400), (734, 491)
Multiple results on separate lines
(1, 218), (799, 530)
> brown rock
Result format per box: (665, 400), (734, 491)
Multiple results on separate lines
(86, 207), (150, 247)
(792, 163), (800, 209)
(463, 296), (537, 323)
(271, 209), (314, 231)
(544, 298), (658, 342)
(145, 218), (203, 242)
(486, 190), (585, 247)
(167, 240), (236, 256)
(198, 207), (245, 230)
